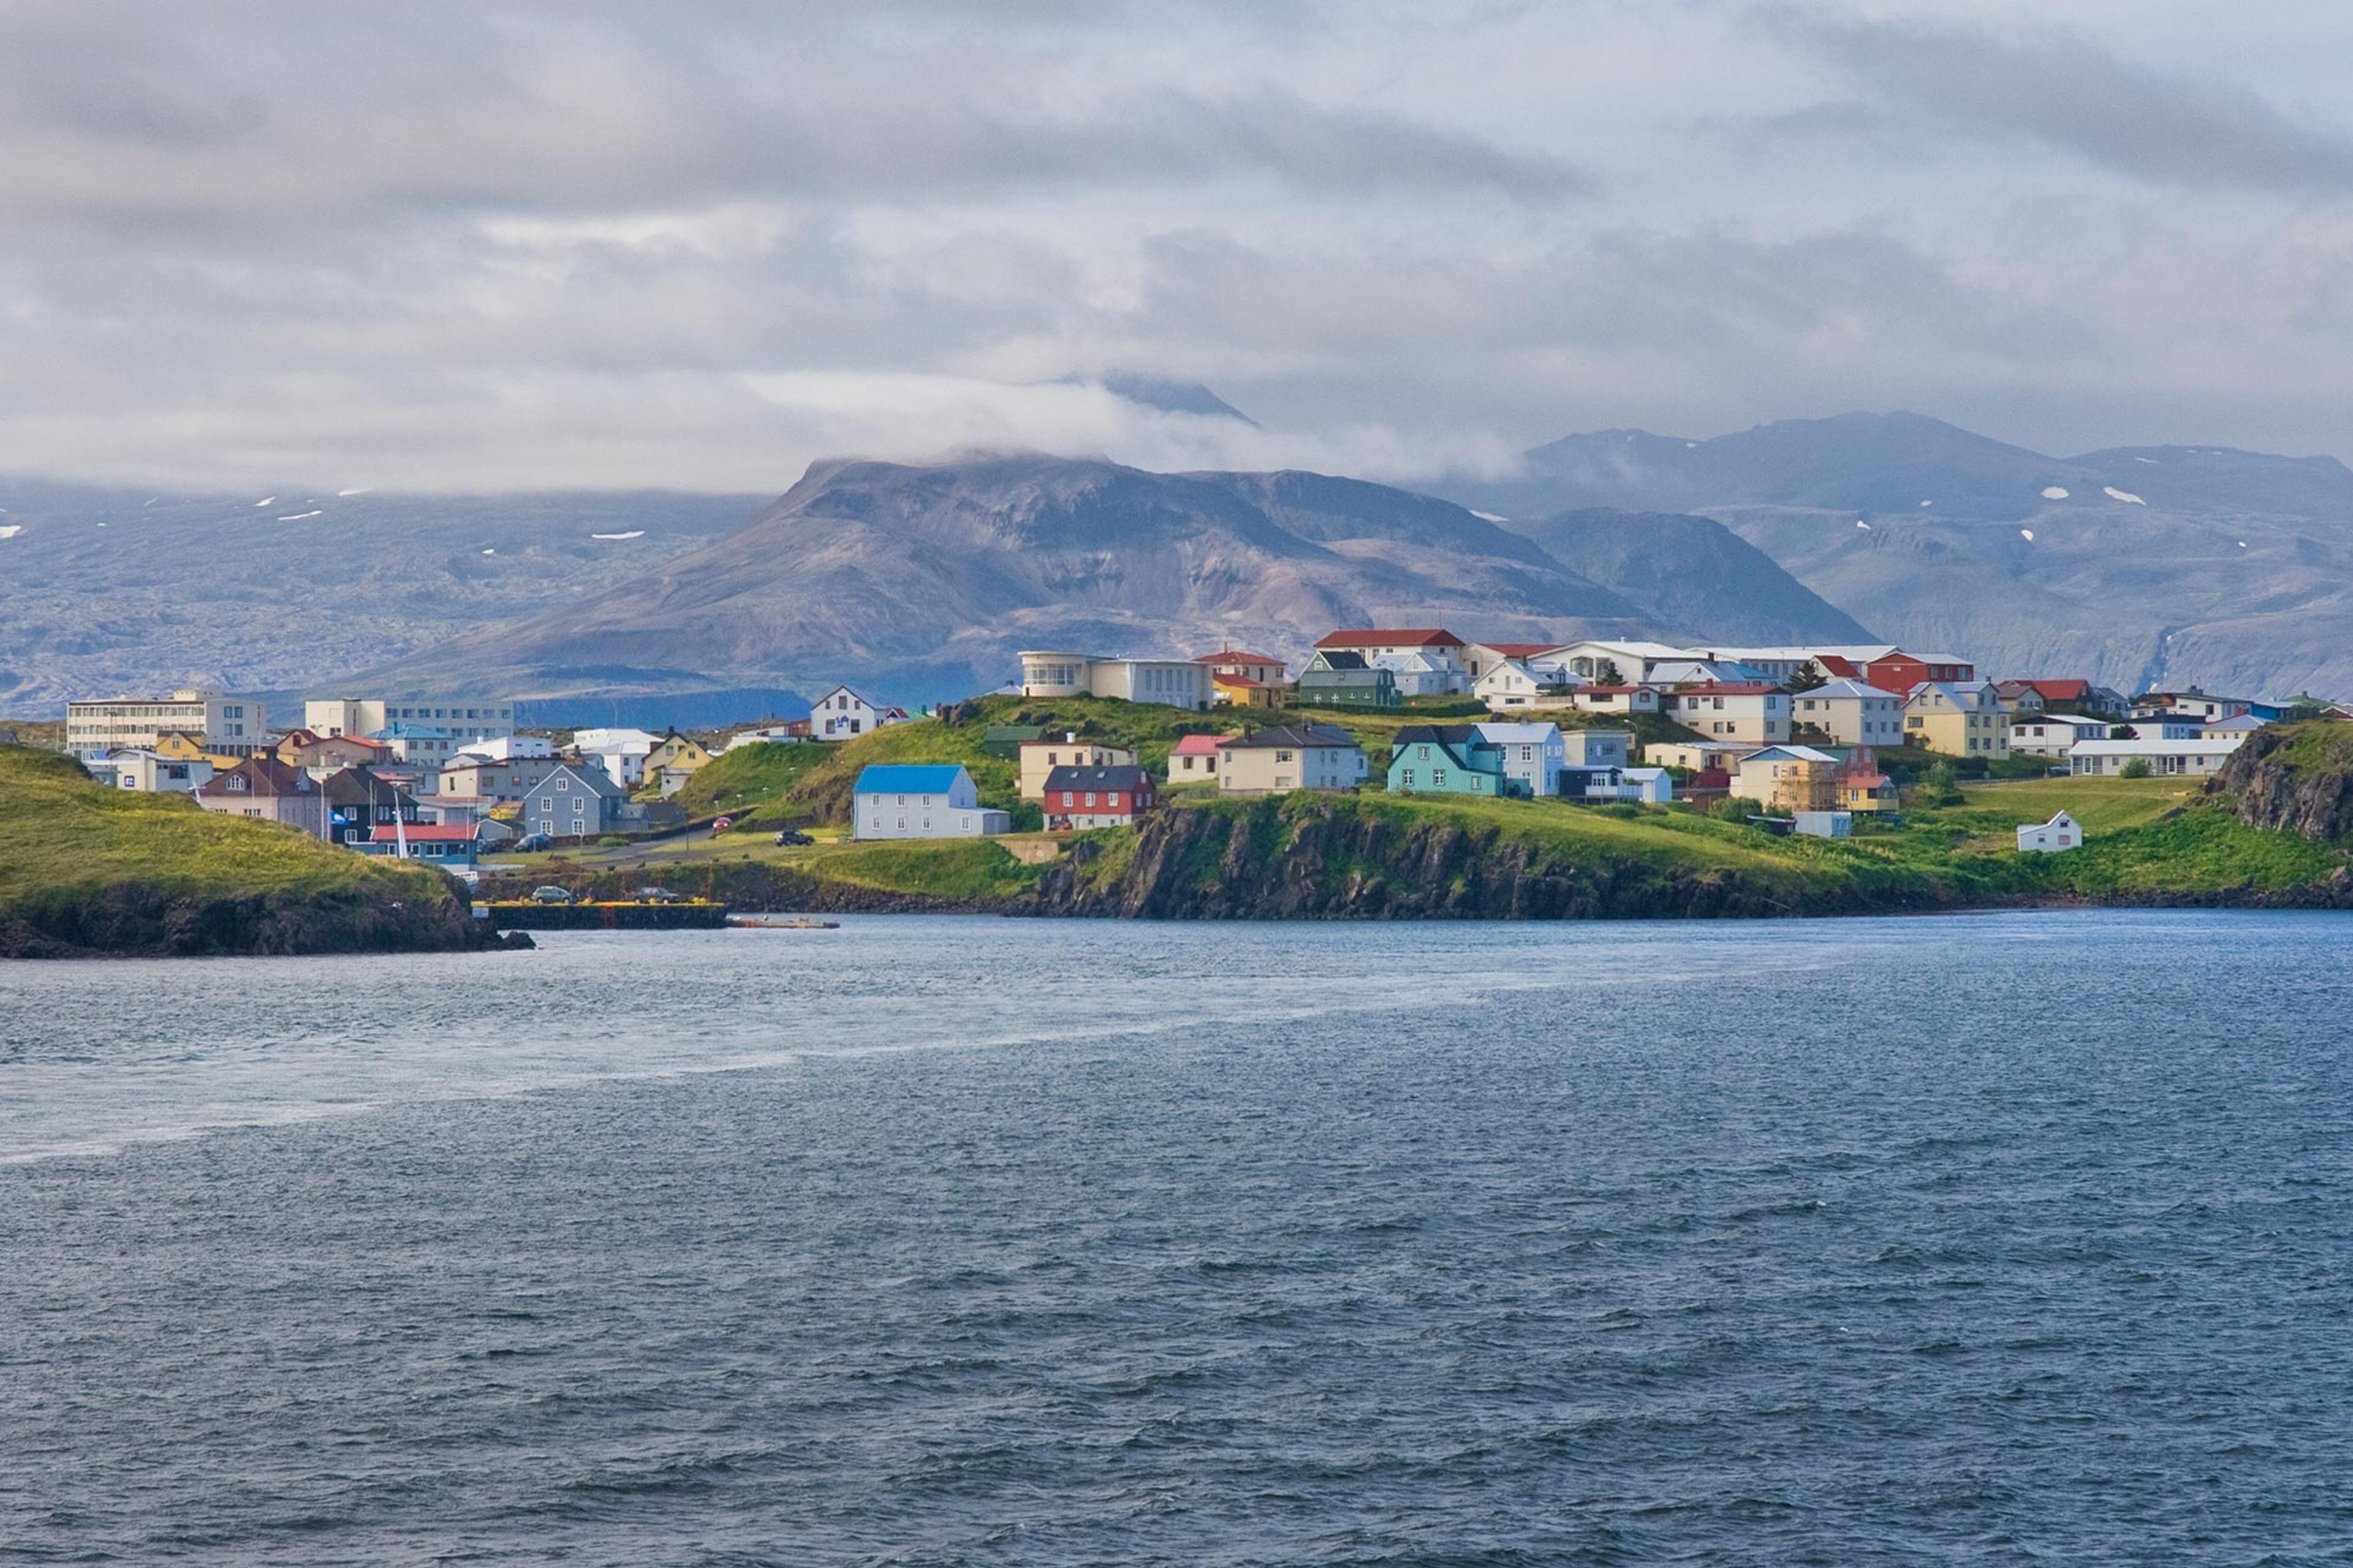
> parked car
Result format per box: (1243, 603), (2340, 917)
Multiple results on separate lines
(529, 885), (574, 904)
(773, 829), (813, 846)
(513, 832), (552, 852)
(634, 887), (683, 903)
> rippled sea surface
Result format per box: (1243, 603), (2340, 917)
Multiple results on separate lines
(3, 912), (2349, 1566)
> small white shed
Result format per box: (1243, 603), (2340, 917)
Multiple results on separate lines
(2017, 810), (2082, 852)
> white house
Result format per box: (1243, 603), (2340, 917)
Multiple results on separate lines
(1667, 683), (1792, 744)
(1618, 767), (1673, 805)
(1544, 640), (1692, 684)
(812, 684), (909, 740)
(1789, 678), (1906, 747)
(1016, 652), (1214, 711)
(1474, 659), (1547, 711)
(106, 748), (214, 793)
(1371, 650), (1457, 697)
(2010, 714), (2111, 757)
(2068, 737), (2244, 776)
(852, 764), (1008, 839)
(1313, 630), (1470, 691)
(574, 728), (660, 788)
(1476, 721), (1568, 796)
(2017, 811), (2082, 852)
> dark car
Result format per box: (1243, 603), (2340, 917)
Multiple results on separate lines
(773, 829), (814, 846)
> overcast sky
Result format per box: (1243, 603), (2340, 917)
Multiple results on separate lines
(9, 0), (2353, 491)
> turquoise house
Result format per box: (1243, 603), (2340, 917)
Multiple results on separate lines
(1386, 725), (1509, 797)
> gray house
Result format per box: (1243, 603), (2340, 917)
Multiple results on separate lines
(1296, 650), (1401, 708)
(520, 761), (627, 841)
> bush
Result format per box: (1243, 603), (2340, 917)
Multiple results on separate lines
(2120, 757), (2153, 779)
(1708, 795), (1752, 822)
(597, 834), (629, 847)
(1920, 760), (1966, 806)
(1008, 800), (1044, 831)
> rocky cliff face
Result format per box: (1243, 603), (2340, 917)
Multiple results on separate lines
(2210, 722), (2353, 841)
(0, 876), (519, 959)
(1031, 797), (1947, 920)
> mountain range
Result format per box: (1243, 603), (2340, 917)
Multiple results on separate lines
(4, 401), (2352, 716)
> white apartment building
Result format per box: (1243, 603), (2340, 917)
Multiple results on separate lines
(1017, 652), (1215, 711)
(1790, 678), (1907, 746)
(306, 697), (515, 790)
(67, 689), (268, 759)
(306, 697), (514, 746)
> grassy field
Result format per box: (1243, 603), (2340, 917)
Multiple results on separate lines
(0, 744), (463, 932)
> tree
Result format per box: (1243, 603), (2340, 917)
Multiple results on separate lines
(2119, 757), (2153, 779)
(2109, 724), (2138, 740)
(1788, 659), (1831, 692)
(1595, 659), (1625, 687)
(1920, 759), (1964, 806)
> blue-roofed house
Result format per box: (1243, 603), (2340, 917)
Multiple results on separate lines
(852, 763), (1010, 839)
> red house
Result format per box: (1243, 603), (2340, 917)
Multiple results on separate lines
(1043, 764), (1157, 830)
(1861, 650), (1974, 694)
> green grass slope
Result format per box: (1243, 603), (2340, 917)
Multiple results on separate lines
(0, 746), (490, 957)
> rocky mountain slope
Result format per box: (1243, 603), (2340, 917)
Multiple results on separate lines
(368, 455), (1867, 706)
(1438, 412), (2353, 699)
(0, 477), (764, 713)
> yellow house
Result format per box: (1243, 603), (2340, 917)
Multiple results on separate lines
(1730, 746), (1844, 811)
(643, 732), (716, 796)
(1213, 672), (1281, 708)
(153, 730), (214, 763)
(1904, 682), (2011, 759)
(1017, 735), (1138, 800)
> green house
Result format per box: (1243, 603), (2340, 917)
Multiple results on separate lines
(980, 724), (1048, 759)
(1386, 725), (1507, 795)
(1297, 650), (1401, 708)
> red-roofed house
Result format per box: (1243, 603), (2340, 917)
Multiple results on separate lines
(1194, 650), (1287, 687)
(1166, 732), (1229, 784)
(349, 820), (479, 868)
(1665, 683), (1792, 745)
(1861, 651), (1974, 694)
(1315, 629), (1469, 693)
(1212, 672), (1279, 708)
(1567, 685), (1662, 716)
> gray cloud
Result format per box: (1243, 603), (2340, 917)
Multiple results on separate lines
(1755, 8), (2353, 194)
(2, 1), (2353, 490)
(0, 6), (1587, 233)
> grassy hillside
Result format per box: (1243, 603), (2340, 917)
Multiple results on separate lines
(668, 741), (837, 828)
(0, 746), (492, 956)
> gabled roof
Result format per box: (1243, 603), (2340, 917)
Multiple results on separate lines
(1476, 642), (1561, 659)
(197, 757), (314, 798)
(1393, 724), (1486, 746)
(1221, 724), (1361, 751)
(1316, 628), (1464, 650)
(1673, 682), (1787, 697)
(1800, 677), (1903, 700)
(543, 760), (626, 797)
(1305, 649), (1373, 670)
(1213, 672), (1268, 689)
(854, 763), (969, 793)
(1043, 765), (1151, 792)
(1475, 722), (1563, 744)
(1194, 649), (1283, 665)
(1171, 733), (1230, 755)
(1740, 744), (1841, 765)
(374, 822), (476, 843)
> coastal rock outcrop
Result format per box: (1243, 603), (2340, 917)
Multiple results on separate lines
(2210, 722), (2353, 841)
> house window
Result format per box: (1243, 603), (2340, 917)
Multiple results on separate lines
(1401, 770), (1414, 787)
(1084, 792), (1096, 807)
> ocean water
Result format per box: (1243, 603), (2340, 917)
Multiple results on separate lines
(1, 912), (2348, 1566)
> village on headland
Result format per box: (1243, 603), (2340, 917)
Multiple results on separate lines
(23, 631), (2350, 908)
